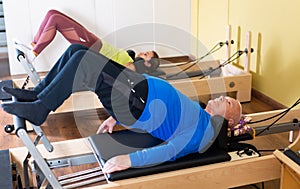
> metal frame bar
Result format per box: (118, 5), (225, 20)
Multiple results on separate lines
(47, 153), (96, 169)
(16, 128), (62, 188)
(255, 121), (300, 136)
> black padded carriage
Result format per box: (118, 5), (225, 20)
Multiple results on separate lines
(88, 115), (231, 181)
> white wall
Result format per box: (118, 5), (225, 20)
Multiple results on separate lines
(3, 0), (191, 75)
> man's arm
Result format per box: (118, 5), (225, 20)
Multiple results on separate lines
(101, 142), (176, 174)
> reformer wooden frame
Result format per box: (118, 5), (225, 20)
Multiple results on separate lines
(8, 108), (300, 189)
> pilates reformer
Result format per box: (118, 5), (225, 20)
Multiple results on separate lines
(1, 74), (299, 188)
(2, 100), (299, 189)
(2, 81), (295, 189)
(0, 64), (299, 189)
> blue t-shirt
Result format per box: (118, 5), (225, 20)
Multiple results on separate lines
(127, 75), (214, 168)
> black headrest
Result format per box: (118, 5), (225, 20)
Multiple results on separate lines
(210, 115), (229, 151)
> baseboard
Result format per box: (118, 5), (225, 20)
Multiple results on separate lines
(252, 89), (286, 109)
(161, 55), (192, 63)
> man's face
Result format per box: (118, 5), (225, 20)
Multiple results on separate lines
(137, 51), (154, 62)
(205, 96), (241, 124)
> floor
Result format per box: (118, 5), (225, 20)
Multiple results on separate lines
(0, 73), (296, 189)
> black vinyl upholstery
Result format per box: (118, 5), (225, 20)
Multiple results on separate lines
(88, 115), (231, 181)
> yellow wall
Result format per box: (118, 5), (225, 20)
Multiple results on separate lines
(192, 0), (300, 106)
(193, 0), (229, 59)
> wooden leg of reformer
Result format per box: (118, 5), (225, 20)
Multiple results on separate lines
(280, 164), (300, 189)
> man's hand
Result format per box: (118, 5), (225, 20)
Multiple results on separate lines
(97, 116), (117, 134)
(102, 155), (131, 174)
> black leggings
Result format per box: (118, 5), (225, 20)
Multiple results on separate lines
(36, 44), (148, 126)
(95, 58), (148, 125)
